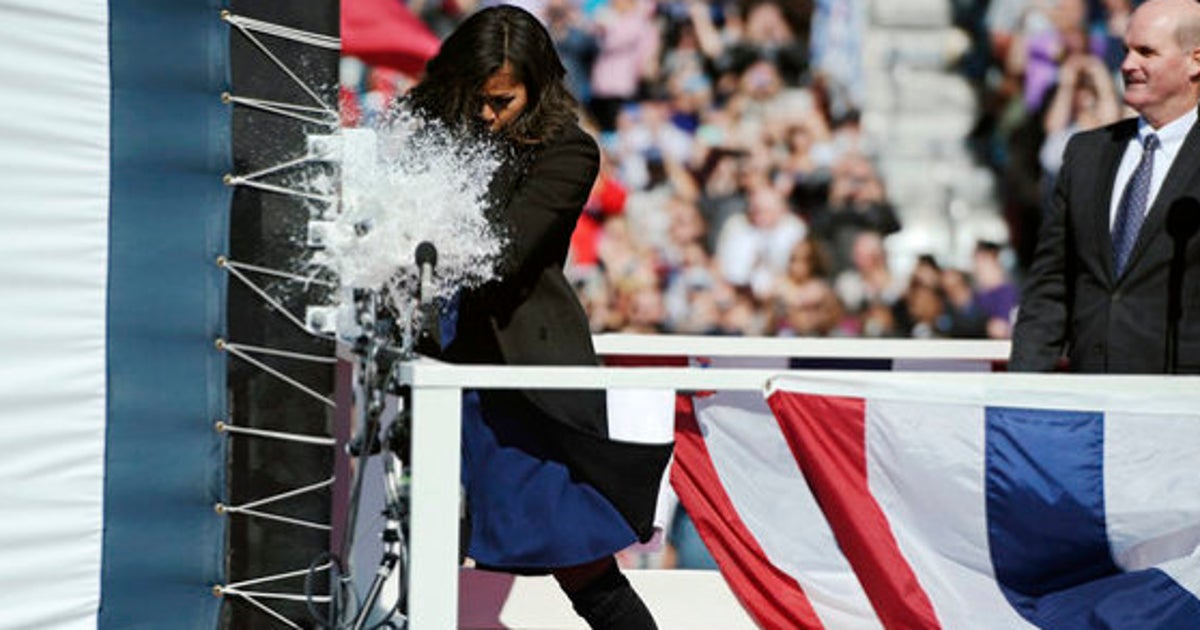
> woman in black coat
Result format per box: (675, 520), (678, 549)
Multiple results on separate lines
(407, 7), (670, 628)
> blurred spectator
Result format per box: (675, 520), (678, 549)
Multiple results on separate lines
(1021, 0), (1089, 112)
(909, 253), (943, 295)
(715, 183), (808, 298)
(898, 271), (948, 339)
(662, 194), (709, 267)
(723, 56), (816, 152)
(623, 283), (669, 333)
(834, 231), (904, 331)
(597, 215), (646, 291)
(809, 0), (866, 120)
(1038, 52), (1120, 178)
(657, 13), (715, 134)
(664, 241), (723, 333)
(773, 236), (833, 306)
(859, 301), (898, 338)
(654, 194), (715, 331)
(543, 0), (599, 104)
(588, 0), (660, 130)
(611, 99), (693, 190)
(779, 108), (837, 210)
(776, 277), (844, 337)
(811, 152), (900, 274)
(971, 240), (1019, 339)
(664, 509), (719, 570)
(729, 0), (812, 86)
(717, 285), (770, 335)
(691, 148), (752, 252)
(938, 267), (991, 338)
(889, 254), (948, 338)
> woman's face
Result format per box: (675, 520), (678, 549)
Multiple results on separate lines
(479, 62), (528, 133)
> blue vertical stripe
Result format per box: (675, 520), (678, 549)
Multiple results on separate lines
(985, 407), (1200, 628)
(104, 1), (230, 627)
(986, 406), (1115, 603)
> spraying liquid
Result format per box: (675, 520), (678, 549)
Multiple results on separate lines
(310, 107), (506, 343)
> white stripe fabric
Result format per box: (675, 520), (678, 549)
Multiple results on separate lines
(1103, 410), (1200, 571)
(606, 389), (675, 444)
(696, 391), (882, 629)
(865, 399), (1035, 628)
(694, 354), (881, 629)
(0, 1), (109, 628)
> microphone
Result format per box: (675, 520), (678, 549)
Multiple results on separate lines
(415, 241), (438, 305)
(414, 241), (439, 356)
(1165, 198), (1200, 373)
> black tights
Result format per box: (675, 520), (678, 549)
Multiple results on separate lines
(554, 557), (658, 630)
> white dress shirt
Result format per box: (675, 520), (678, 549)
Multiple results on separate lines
(1108, 108), (1198, 229)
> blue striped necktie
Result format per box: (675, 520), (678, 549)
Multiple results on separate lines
(1112, 133), (1159, 276)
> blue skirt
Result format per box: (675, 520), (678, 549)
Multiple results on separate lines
(460, 389), (637, 572)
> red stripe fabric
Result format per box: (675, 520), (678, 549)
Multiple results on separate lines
(672, 395), (825, 630)
(766, 391), (942, 630)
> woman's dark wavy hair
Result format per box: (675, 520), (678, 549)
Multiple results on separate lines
(407, 6), (579, 144)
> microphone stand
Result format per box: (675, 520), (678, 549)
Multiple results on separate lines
(347, 242), (438, 629)
(349, 449), (407, 630)
(339, 289), (403, 629)
(1165, 199), (1200, 374)
(1167, 259), (1183, 376)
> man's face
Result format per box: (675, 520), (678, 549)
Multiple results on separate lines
(1121, 2), (1200, 127)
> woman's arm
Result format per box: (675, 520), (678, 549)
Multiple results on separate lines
(502, 127), (601, 275)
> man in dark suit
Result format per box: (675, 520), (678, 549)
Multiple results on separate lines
(1010, 0), (1200, 374)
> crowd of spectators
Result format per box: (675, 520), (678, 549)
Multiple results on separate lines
(342, 0), (1140, 345)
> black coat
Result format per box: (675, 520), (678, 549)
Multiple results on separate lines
(1010, 116), (1200, 373)
(443, 122), (672, 541)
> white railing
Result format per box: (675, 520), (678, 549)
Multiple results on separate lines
(397, 335), (1010, 629)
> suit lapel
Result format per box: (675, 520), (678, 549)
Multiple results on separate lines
(1122, 117), (1200, 278)
(1094, 120), (1138, 282)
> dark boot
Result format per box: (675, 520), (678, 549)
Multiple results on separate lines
(562, 560), (658, 630)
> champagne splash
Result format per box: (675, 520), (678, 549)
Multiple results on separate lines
(309, 108), (506, 341)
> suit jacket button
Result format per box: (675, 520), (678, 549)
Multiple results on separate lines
(1093, 343), (1104, 354)
(538, 327), (548, 341)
